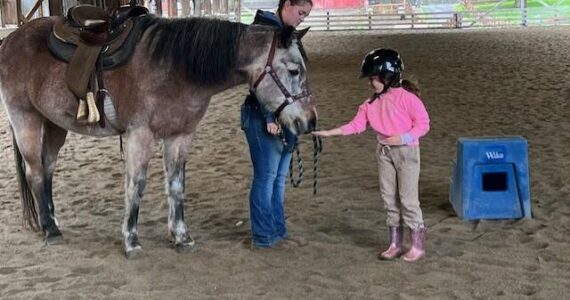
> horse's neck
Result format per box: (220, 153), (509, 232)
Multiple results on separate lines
(205, 72), (248, 96)
(206, 30), (272, 96)
(236, 30), (273, 78)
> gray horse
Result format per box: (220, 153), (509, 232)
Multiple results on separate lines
(0, 15), (316, 258)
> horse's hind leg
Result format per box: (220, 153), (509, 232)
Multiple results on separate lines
(11, 115), (66, 244)
(163, 134), (195, 252)
(122, 128), (155, 259)
(42, 122), (68, 240)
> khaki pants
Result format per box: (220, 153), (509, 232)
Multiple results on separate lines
(376, 143), (425, 230)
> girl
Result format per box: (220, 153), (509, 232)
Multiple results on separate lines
(241, 0), (312, 249)
(312, 49), (430, 262)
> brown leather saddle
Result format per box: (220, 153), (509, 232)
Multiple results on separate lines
(48, 4), (148, 125)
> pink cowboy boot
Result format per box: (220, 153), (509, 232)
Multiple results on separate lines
(402, 227), (427, 262)
(378, 226), (403, 260)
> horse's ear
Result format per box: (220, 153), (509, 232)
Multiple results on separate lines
(295, 27), (310, 40)
(279, 26), (295, 48)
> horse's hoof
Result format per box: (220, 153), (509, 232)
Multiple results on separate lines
(45, 234), (64, 245)
(175, 240), (196, 253)
(125, 246), (143, 259)
(44, 227), (63, 245)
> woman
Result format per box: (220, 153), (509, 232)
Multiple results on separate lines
(241, 0), (313, 249)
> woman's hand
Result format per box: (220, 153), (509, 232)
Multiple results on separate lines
(267, 122), (281, 135)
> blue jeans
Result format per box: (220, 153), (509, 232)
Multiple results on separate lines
(241, 102), (295, 247)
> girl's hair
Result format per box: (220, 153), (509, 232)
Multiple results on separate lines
(277, 0), (313, 15)
(401, 79), (420, 97)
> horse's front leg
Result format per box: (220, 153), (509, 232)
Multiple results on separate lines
(163, 134), (195, 252)
(122, 129), (155, 259)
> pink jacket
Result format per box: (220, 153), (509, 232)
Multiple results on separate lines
(340, 87), (430, 146)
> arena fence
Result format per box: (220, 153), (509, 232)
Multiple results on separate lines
(302, 7), (570, 30)
(1, 0), (569, 29)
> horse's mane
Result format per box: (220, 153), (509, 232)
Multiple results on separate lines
(140, 16), (249, 86)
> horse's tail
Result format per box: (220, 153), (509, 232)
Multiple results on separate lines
(11, 128), (41, 231)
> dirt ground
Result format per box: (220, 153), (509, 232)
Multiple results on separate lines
(1, 26), (570, 299)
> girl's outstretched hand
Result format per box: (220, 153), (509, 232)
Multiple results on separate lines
(311, 130), (330, 137)
(311, 128), (343, 137)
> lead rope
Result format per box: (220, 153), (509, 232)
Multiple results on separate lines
(288, 128), (323, 195)
(312, 134), (323, 195)
(289, 146), (304, 188)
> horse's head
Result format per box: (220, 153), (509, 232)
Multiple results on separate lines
(249, 27), (316, 135)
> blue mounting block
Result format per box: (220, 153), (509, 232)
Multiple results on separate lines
(449, 136), (531, 220)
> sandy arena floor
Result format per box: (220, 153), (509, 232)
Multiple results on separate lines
(1, 26), (570, 299)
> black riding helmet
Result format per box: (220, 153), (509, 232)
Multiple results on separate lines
(360, 48), (404, 85)
(360, 48), (404, 102)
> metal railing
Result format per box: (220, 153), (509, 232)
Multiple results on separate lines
(303, 10), (461, 30)
(301, 7), (570, 30)
(2, 2), (570, 29)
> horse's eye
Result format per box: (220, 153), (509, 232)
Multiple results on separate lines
(289, 70), (300, 76)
